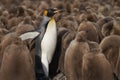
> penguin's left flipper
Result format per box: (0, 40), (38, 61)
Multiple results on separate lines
(19, 31), (40, 40)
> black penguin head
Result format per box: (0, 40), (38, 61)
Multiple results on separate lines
(43, 8), (61, 17)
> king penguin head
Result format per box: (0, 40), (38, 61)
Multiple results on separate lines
(43, 8), (61, 18)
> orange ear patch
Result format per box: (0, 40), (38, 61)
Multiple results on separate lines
(43, 10), (48, 16)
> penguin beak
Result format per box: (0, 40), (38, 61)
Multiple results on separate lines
(53, 9), (64, 14)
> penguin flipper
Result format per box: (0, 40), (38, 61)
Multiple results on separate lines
(19, 31), (40, 40)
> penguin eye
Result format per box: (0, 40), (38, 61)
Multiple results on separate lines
(47, 9), (55, 17)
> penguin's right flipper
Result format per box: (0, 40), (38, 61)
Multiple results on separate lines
(19, 31), (40, 40)
(35, 55), (50, 80)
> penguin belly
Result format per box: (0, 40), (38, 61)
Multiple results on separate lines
(41, 20), (57, 76)
(41, 26), (57, 63)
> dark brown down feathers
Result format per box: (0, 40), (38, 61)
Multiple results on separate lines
(64, 31), (90, 80)
(0, 0), (120, 80)
(82, 41), (113, 80)
(100, 35), (120, 79)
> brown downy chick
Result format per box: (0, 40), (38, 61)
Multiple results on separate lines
(0, 36), (35, 80)
(78, 21), (99, 43)
(100, 35), (120, 75)
(64, 31), (89, 80)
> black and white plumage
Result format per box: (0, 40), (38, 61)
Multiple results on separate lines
(19, 8), (61, 79)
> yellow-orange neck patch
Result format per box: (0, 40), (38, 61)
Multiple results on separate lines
(49, 18), (55, 24)
(47, 18), (56, 29)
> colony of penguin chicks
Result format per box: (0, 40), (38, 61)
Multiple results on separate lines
(0, 0), (120, 80)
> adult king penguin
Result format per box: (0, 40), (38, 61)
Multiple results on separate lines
(19, 8), (62, 79)
(35, 8), (61, 80)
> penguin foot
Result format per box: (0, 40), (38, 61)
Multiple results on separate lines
(36, 76), (50, 80)
(35, 70), (45, 77)
(113, 73), (118, 80)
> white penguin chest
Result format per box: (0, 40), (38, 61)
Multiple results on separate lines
(41, 19), (57, 63)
